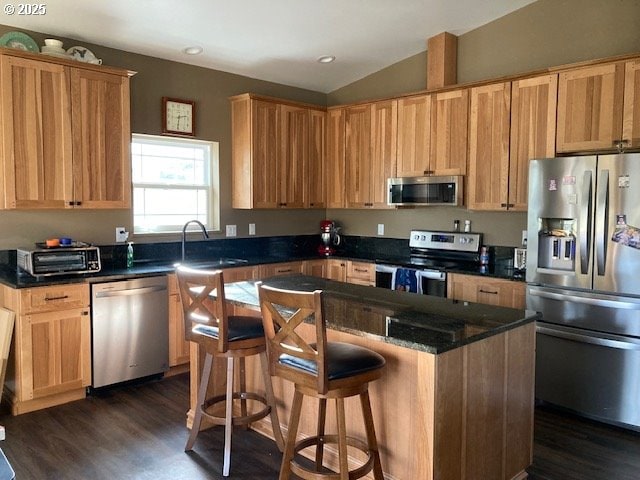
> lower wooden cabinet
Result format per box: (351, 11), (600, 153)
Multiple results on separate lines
(447, 273), (526, 309)
(259, 261), (305, 278)
(346, 260), (376, 286)
(0, 283), (91, 415)
(303, 259), (326, 278)
(325, 259), (347, 282)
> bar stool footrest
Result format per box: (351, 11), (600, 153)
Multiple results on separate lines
(200, 392), (271, 426)
(290, 434), (375, 480)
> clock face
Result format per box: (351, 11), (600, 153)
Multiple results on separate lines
(163, 98), (195, 136)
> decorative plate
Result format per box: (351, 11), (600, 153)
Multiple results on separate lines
(0, 31), (39, 52)
(67, 45), (97, 63)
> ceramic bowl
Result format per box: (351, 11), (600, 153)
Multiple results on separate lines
(44, 38), (63, 48)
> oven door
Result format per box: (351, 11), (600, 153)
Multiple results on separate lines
(375, 265), (446, 297)
(417, 269), (446, 297)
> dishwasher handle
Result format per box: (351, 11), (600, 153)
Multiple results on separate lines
(94, 285), (167, 299)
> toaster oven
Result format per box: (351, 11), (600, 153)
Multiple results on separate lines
(17, 246), (101, 277)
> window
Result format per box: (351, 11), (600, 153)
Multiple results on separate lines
(131, 134), (219, 234)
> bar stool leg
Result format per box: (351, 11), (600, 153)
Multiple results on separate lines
(222, 357), (235, 477)
(316, 398), (327, 470)
(279, 389), (304, 480)
(259, 351), (285, 451)
(239, 357), (248, 430)
(360, 390), (384, 480)
(186, 352), (213, 451)
(336, 398), (349, 480)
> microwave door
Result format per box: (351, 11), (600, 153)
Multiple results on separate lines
(594, 153), (640, 295)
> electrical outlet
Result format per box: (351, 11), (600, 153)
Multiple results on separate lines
(377, 224), (384, 236)
(226, 225), (237, 237)
(248, 223), (256, 236)
(115, 227), (129, 243)
(522, 230), (528, 246)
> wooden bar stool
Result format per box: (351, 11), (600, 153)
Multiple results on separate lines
(257, 283), (385, 480)
(176, 266), (284, 477)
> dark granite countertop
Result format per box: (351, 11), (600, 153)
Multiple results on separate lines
(224, 274), (538, 355)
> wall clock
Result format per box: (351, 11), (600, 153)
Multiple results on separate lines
(162, 97), (195, 136)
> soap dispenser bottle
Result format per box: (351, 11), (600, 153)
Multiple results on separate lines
(126, 242), (134, 268)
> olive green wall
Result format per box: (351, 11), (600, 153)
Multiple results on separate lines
(326, 0), (640, 246)
(0, 25), (327, 250)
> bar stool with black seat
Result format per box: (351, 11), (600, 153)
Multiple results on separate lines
(257, 283), (386, 480)
(176, 266), (285, 477)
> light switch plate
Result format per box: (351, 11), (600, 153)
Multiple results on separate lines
(377, 224), (384, 236)
(115, 227), (129, 243)
(226, 225), (237, 237)
(249, 223), (256, 236)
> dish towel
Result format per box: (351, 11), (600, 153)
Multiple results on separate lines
(394, 268), (418, 293)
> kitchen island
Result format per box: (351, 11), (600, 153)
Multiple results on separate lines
(189, 274), (538, 480)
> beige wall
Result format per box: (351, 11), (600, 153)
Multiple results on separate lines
(327, 0), (640, 246)
(0, 25), (327, 249)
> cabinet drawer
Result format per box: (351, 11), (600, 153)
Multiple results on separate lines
(20, 284), (89, 314)
(260, 262), (305, 278)
(346, 261), (375, 283)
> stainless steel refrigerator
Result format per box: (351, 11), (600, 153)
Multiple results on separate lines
(526, 153), (640, 431)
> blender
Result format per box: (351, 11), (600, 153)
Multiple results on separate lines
(318, 220), (341, 256)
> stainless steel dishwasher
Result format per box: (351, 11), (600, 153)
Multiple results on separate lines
(91, 276), (169, 388)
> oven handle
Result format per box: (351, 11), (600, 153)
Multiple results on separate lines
(374, 264), (399, 273)
(416, 270), (446, 281)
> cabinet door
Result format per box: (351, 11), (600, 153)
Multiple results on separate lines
(326, 108), (346, 208)
(556, 62), (625, 152)
(0, 55), (73, 209)
(325, 259), (347, 282)
(346, 260), (375, 286)
(252, 100), (279, 208)
(397, 94), (431, 177)
(447, 274), (525, 309)
(307, 109), (326, 208)
(468, 83), (511, 210)
(304, 259), (326, 278)
(370, 100), (397, 208)
(345, 104), (372, 208)
(279, 104), (307, 208)
(430, 89), (468, 175)
(623, 59), (640, 149)
(168, 293), (190, 367)
(509, 74), (558, 211)
(70, 68), (131, 208)
(223, 265), (259, 282)
(20, 307), (91, 400)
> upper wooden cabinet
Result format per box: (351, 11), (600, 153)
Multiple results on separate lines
(326, 107), (346, 208)
(623, 59), (640, 149)
(345, 100), (396, 208)
(0, 50), (132, 210)
(468, 75), (557, 211)
(430, 89), (469, 175)
(231, 94), (325, 209)
(396, 94), (431, 177)
(556, 62), (626, 152)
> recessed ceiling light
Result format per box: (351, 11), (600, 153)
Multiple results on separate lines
(183, 46), (203, 55)
(317, 55), (336, 64)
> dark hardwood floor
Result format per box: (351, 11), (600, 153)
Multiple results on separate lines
(1, 373), (639, 479)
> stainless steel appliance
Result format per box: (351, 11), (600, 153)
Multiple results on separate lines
(387, 175), (463, 207)
(527, 154), (640, 430)
(375, 229), (482, 297)
(91, 276), (169, 388)
(17, 245), (101, 277)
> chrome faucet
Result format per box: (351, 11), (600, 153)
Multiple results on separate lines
(181, 220), (209, 262)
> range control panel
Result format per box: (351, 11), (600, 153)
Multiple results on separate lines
(409, 230), (483, 253)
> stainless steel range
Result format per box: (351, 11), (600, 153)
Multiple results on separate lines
(375, 230), (482, 296)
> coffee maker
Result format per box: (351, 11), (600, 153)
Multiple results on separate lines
(318, 220), (341, 256)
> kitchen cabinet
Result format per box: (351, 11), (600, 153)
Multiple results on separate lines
(429, 89), (468, 176)
(0, 283), (91, 415)
(0, 50), (132, 209)
(259, 261), (305, 278)
(346, 260), (376, 286)
(325, 258), (347, 282)
(556, 62), (627, 152)
(230, 94), (325, 209)
(345, 100), (396, 208)
(447, 273), (526, 309)
(326, 107), (346, 208)
(304, 259), (326, 278)
(396, 94), (432, 176)
(623, 59), (640, 149)
(468, 75), (557, 211)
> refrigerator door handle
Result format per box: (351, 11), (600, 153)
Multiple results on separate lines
(537, 325), (640, 351)
(579, 170), (593, 274)
(528, 286), (640, 309)
(595, 169), (609, 276)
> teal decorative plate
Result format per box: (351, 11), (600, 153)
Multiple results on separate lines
(0, 31), (39, 52)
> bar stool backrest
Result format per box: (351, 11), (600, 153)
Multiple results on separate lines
(176, 266), (229, 353)
(257, 283), (330, 394)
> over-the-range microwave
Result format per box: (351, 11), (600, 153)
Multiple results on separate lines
(17, 246), (101, 277)
(387, 175), (463, 207)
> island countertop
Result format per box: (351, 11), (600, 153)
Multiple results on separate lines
(223, 274), (538, 354)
